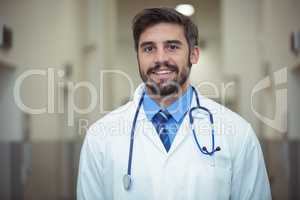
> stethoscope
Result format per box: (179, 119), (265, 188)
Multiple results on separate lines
(123, 86), (221, 191)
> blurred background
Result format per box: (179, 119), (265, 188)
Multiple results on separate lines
(0, 0), (299, 199)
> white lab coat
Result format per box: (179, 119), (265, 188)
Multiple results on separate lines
(77, 84), (271, 200)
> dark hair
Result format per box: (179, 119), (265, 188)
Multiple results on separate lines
(132, 7), (199, 51)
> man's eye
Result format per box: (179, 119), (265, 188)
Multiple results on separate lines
(144, 46), (153, 52)
(168, 44), (179, 50)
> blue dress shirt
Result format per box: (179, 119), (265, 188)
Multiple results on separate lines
(143, 86), (193, 145)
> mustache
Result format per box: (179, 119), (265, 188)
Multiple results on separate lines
(147, 61), (179, 75)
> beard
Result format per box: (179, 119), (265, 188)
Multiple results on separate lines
(138, 60), (191, 96)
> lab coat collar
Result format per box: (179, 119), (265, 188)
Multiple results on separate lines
(132, 83), (205, 120)
(142, 86), (193, 123)
(133, 83), (203, 120)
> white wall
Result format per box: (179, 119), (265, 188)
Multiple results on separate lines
(0, 65), (23, 141)
(221, 0), (300, 139)
(221, 0), (263, 134)
(0, 0), (118, 141)
(0, 0), (84, 141)
(82, 0), (117, 122)
(261, 0), (300, 140)
(289, 71), (300, 140)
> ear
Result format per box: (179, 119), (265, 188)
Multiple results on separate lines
(189, 46), (200, 64)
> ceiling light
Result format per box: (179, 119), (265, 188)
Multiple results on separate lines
(175, 4), (195, 16)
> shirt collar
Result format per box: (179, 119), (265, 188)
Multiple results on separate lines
(143, 86), (193, 122)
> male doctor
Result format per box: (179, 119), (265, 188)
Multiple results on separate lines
(77, 7), (271, 200)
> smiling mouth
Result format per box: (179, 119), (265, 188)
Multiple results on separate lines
(151, 69), (176, 81)
(153, 69), (174, 75)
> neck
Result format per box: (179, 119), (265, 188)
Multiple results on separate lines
(146, 82), (190, 108)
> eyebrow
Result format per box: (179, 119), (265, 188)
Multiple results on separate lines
(165, 40), (183, 45)
(139, 41), (154, 48)
(139, 40), (183, 48)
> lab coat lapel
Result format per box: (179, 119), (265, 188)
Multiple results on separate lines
(137, 109), (168, 155)
(167, 115), (190, 155)
(132, 84), (168, 155)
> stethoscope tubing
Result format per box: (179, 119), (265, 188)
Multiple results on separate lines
(189, 86), (218, 155)
(127, 91), (145, 176)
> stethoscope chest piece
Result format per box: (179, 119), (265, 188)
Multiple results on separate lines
(123, 174), (132, 191)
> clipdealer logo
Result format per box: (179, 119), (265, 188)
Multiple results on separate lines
(250, 67), (287, 133)
(12, 67), (288, 135)
(13, 68), (134, 127)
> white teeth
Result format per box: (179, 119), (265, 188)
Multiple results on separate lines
(155, 70), (172, 74)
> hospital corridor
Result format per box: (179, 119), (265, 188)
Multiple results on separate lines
(0, 0), (300, 199)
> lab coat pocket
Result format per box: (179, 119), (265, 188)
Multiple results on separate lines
(187, 150), (232, 200)
(191, 164), (231, 200)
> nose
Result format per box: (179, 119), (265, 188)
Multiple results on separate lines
(154, 46), (168, 64)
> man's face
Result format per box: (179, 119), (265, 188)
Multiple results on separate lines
(137, 22), (199, 96)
